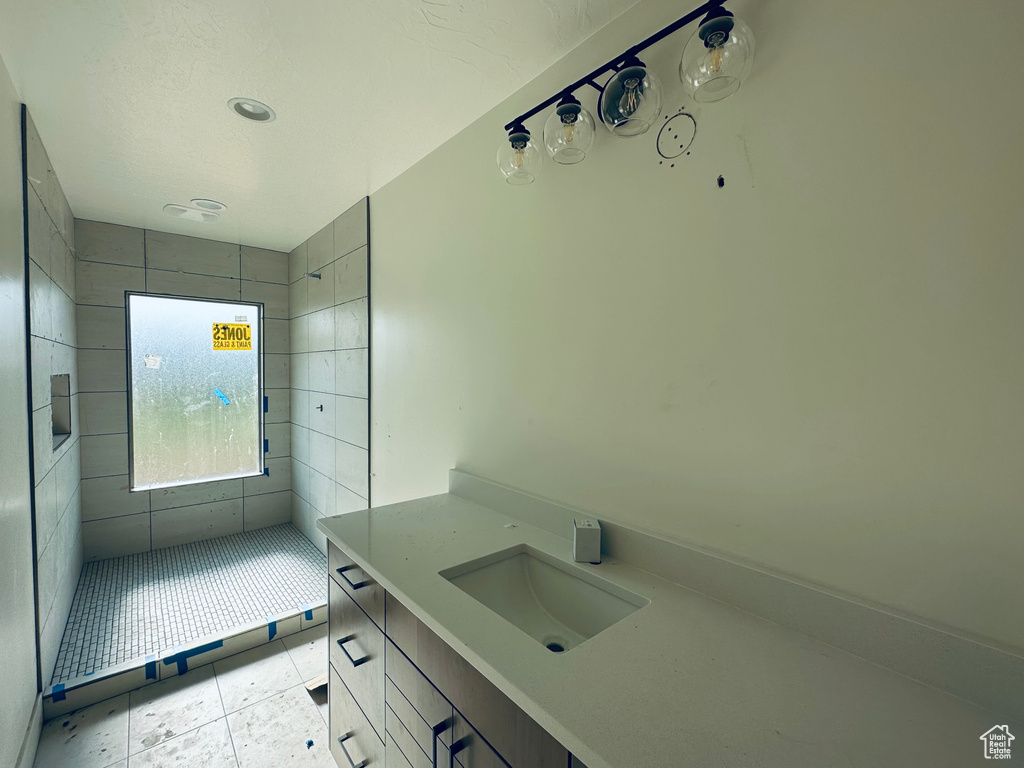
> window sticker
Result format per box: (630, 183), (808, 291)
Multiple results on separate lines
(212, 323), (252, 351)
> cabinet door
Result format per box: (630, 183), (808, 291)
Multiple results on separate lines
(330, 541), (385, 629)
(331, 575), (385, 741)
(451, 712), (510, 768)
(331, 666), (386, 768)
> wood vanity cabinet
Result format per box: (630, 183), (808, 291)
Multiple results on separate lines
(327, 542), (580, 768)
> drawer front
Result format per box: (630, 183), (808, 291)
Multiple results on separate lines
(386, 733), (415, 768)
(385, 639), (453, 749)
(330, 542), (385, 629)
(330, 666), (386, 768)
(386, 594), (567, 768)
(330, 576), (386, 740)
(386, 678), (452, 767)
(452, 713), (509, 768)
(386, 704), (433, 768)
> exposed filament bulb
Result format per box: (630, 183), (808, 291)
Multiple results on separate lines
(561, 114), (577, 142)
(710, 44), (724, 73)
(619, 78), (643, 117)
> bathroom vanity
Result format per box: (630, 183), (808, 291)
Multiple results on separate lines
(318, 472), (1016, 768)
(326, 541), (578, 768)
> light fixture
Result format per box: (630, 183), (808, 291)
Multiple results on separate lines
(543, 94), (595, 164)
(163, 204), (219, 223)
(496, 124), (542, 185)
(496, 0), (753, 184)
(228, 97), (276, 123)
(679, 6), (755, 102)
(190, 198), (227, 212)
(598, 56), (663, 138)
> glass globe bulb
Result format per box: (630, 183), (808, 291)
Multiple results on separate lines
(543, 101), (595, 165)
(497, 128), (542, 185)
(680, 13), (755, 103)
(598, 61), (663, 138)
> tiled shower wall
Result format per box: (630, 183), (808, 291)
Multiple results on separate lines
(289, 197), (370, 551)
(75, 221), (293, 560)
(25, 111), (83, 680)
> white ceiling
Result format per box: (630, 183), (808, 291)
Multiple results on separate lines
(0, 0), (636, 251)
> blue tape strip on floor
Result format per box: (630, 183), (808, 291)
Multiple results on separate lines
(214, 388), (231, 405)
(51, 683), (65, 702)
(302, 604), (313, 621)
(163, 640), (224, 676)
(145, 654), (158, 680)
(268, 616), (277, 641)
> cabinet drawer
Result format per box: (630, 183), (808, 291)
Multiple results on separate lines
(385, 639), (453, 750)
(330, 666), (386, 768)
(385, 594), (567, 768)
(386, 678), (452, 766)
(452, 713), (509, 768)
(330, 576), (385, 741)
(386, 733), (415, 768)
(386, 704), (434, 768)
(330, 542), (385, 629)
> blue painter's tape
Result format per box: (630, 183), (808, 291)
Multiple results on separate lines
(263, 467), (270, 476)
(263, 438), (269, 453)
(267, 616), (277, 641)
(51, 683), (66, 702)
(263, 395), (269, 413)
(214, 388), (231, 405)
(301, 604), (313, 621)
(163, 639), (224, 676)
(145, 654), (157, 680)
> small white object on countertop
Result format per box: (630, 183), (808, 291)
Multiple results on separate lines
(572, 518), (601, 564)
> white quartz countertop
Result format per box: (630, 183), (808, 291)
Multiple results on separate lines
(318, 495), (1002, 768)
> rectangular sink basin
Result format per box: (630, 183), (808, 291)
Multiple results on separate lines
(440, 544), (648, 653)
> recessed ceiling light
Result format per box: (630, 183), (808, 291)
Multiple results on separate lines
(190, 198), (227, 212)
(163, 204), (220, 223)
(228, 97), (276, 123)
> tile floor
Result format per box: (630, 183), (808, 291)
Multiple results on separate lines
(34, 624), (333, 768)
(53, 523), (327, 684)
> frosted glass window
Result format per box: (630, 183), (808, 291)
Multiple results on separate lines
(127, 294), (263, 491)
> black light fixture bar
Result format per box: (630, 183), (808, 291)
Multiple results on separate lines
(502, 0), (727, 132)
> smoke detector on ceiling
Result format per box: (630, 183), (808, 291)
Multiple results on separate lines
(163, 204), (220, 223)
(228, 97), (276, 123)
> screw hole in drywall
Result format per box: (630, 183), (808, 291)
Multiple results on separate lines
(717, 175), (725, 188)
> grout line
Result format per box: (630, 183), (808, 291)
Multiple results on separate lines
(213, 664), (242, 766)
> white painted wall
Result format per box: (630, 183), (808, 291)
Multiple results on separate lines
(0, 54), (40, 768)
(369, 0), (1024, 650)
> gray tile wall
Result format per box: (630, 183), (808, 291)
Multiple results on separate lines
(288, 198), (370, 551)
(25, 111), (83, 682)
(75, 221), (292, 561)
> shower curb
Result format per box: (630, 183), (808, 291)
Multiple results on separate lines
(42, 599), (328, 720)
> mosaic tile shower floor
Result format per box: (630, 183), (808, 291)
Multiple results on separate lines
(51, 523), (326, 685)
